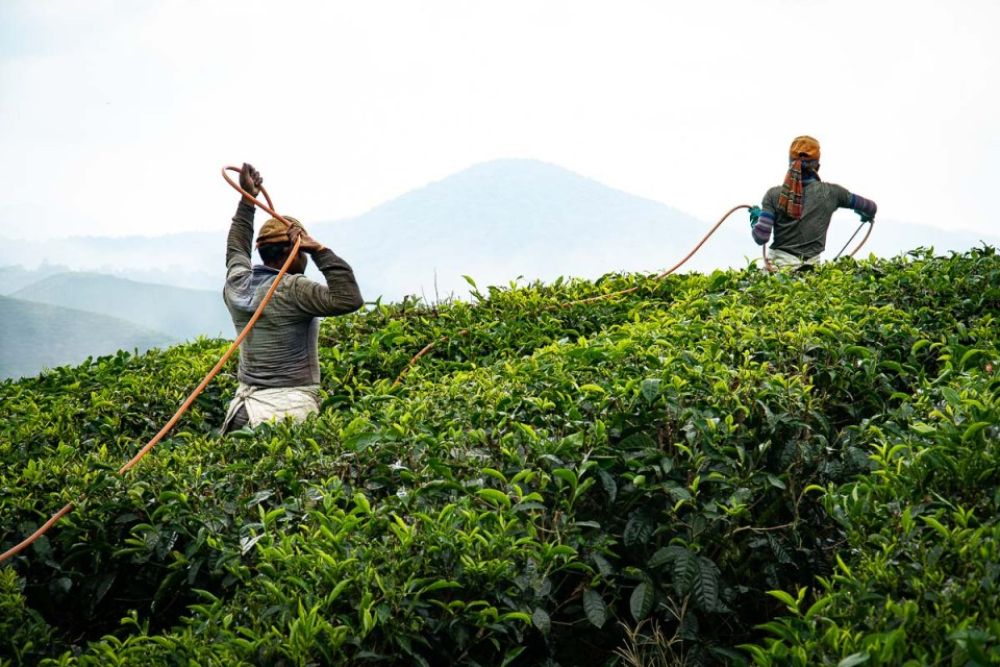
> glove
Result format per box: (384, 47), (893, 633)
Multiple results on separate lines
(240, 163), (262, 197)
(749, 206), (762, 228)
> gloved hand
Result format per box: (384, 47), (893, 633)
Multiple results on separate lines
(240, 162), (262, 198)
(749, 205), (762, 227)
(860, 213), (874, 223)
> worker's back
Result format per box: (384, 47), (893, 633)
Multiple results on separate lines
(224, 267), (321, 388)
(762, 180), (852, 259)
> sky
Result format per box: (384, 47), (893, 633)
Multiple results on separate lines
(1, 0), (998, 240)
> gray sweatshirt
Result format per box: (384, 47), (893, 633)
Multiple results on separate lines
(755, 180), (877, 259)
(761, 181), (852, 259)
(224, 200), (363, 387)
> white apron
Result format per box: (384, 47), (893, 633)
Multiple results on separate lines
(223, 383), (320, 431)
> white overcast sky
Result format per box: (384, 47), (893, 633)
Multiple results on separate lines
(1, 0), (998, 240)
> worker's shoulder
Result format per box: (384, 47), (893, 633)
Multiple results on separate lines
(812, 181), (852, 200)
(762, 185), (783, 202)
(278, 272), (325, 294)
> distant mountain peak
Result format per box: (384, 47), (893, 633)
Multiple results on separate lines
(379, 158), (663, 211)
(344, 157), (681, 231)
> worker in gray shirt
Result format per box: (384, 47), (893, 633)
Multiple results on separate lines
(221, 163), (363, 433)
(752, 136), (877, 268)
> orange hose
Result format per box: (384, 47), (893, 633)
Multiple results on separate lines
(390, 328), (470, 389)
(565, 204), (751, 306)
(847, 220), (875, 258)
(0, 166), (299, 566)
(391, 204), (753, 387)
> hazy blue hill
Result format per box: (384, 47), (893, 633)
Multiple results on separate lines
(12, 272), (233, 341)
(0, 264), (70, 295)
(0, 295), (174, 379)
(0, 234), (224, 291)
(313, 159), (750, 300)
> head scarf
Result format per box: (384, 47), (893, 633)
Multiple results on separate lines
(255, 216), (302, 248)
(777, 136), (821, 219)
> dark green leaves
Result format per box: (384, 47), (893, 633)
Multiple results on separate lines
(2, 249), (999, 666)
(623, 513), (654, 547)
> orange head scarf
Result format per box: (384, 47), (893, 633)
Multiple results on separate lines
(777, 136), (821, 219)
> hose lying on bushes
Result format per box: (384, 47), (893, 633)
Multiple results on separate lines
(1, 181), (875, 565)
(393, 204), (875, 386)
(0, 166), (300, 566)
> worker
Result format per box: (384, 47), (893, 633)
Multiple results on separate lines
(221, 163), (363, 433)
(752, 136), (877, 268)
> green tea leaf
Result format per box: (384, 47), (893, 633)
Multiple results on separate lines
(582, 589), (607, 628)
(623, 514), (653, 547)
(630, 581), (654, 620)
(693, 556), (720, 611)
(962, 421), (991, 442)
(476, 488), (511, 509)
(531, 607), (551, 635)
(837, 652), (870, 667)
(640, 378), (662, 403)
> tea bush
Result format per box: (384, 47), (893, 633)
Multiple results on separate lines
(741, 353), (1000, 665)
(1, 247), (998, 666)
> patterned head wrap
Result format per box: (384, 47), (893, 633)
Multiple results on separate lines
(777, 136), (821, 219)
(255, 216), (302, 248)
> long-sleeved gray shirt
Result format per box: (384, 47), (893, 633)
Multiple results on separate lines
(224, 200), (363, 387)
(756, 180), (876, 259)
(761, 181), (851, 259)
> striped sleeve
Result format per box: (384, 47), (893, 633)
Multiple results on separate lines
(752, 211), (774, 245)
(752, 190), (777, 245)
(848, 193), (877, 221)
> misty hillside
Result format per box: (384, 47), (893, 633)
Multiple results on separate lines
(1, 160), (997, 302)
(12, 272), (233, 342)
(0, 295), (173, 379)
(0, 264), (70, 295)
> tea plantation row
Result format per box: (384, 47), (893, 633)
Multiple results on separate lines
(1, 247), (998, 665)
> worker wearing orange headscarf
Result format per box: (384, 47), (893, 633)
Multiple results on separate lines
(752, 136), (877, 267)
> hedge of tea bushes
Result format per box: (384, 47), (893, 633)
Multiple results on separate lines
(0, 247), (997, 666)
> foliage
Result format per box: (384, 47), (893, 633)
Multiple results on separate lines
(740, 351), (1000, 665)
(1, 247), (998, 666)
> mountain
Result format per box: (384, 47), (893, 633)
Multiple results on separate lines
(1, 160), (997, 301)
(12, 272), (233, 342)
(311, 159), (751, 300)
(0, 295), (174, 379)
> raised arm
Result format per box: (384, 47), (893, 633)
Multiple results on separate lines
(226, 163), (262, 275)
(288, 226), (364, 316)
